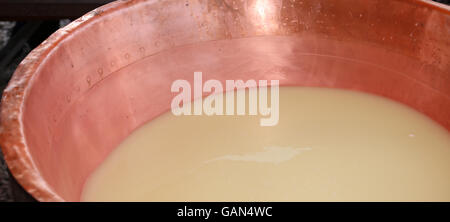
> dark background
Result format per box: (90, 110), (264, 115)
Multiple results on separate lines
(0, 0), (449, 202)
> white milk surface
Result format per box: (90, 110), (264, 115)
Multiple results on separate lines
(82, 87), (450, 201)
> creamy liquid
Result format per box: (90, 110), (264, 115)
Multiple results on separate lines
(82, 87), (450, 201)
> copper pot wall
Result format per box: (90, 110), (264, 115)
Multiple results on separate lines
(0, 0), (449, 201)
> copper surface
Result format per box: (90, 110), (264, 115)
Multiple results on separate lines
(0, 0), (449, 201)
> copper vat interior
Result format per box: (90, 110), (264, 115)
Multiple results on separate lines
(0, 0), (449, 201)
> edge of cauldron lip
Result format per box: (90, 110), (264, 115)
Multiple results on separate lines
(0, 0), (148, 202)
(0, 0), (448, 202)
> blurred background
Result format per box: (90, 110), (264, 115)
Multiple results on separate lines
(0, 0), (449, 202)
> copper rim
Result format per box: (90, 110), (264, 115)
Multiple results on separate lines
(0, 0), (449, 202)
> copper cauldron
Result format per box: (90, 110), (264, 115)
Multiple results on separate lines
(0, 0), (449, 201)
